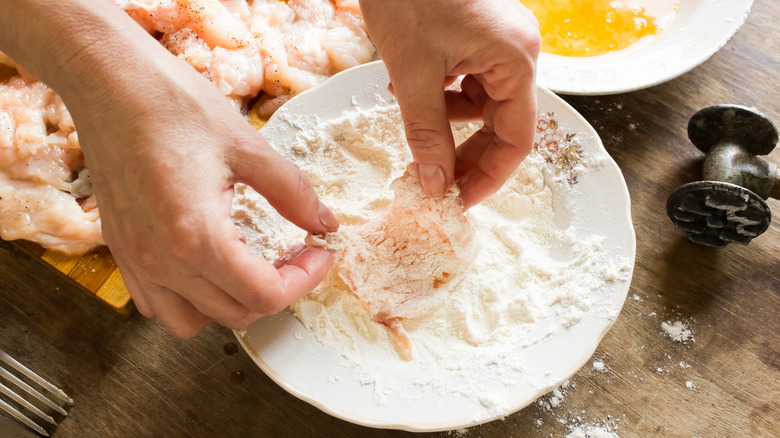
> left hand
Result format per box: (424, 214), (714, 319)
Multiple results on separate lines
(359, 0), (541, 208)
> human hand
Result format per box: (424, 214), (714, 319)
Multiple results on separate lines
(61, 26), (338, 338)
(359, 0), (540, 208)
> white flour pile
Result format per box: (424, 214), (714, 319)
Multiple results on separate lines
(661, 320), (694, 343)
(232, 103), (632, 411)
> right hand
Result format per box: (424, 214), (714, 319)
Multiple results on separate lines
(360, 0), (541, 208)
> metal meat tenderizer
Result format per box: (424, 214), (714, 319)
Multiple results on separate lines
(667, 105), (779, 247)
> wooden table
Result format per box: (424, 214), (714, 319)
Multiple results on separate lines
(1, 1), (778, 437)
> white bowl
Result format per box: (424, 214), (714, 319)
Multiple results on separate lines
(235, 61), (636, 432)
(537, 0), (754, 94)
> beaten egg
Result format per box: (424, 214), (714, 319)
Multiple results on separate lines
(522, 0), (680, 57)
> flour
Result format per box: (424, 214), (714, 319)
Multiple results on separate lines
(566, 424), (620, 438)
(533, 378), (624, 437)
(232, 102), (632, 413)
(661, 320), (694, 343)
(538, 380), (573, 411)
(591, 360), (607, 373)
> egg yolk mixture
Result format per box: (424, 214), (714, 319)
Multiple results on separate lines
(522, 0), (680, 57)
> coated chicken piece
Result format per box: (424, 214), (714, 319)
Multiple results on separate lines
(307, 165), (479, 359)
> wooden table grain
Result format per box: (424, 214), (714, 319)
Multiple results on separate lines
(1, 1), (778, 437)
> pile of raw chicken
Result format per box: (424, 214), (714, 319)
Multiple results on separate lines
(0, 0), (374, 254)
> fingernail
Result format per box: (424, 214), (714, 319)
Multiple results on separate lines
(418, 163), (446, 197)
(318, 201), (339, 231)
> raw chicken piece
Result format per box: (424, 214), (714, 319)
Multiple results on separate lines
(247, 0), (375, 98)
(120, 0), (262, 105)
(0, 172), (102, 254)
(117, 0), (375, 106)
(307, 165), (479, 359)
(0, 76), (103, 254)
(119, 0), (252, 49)
(160, 28), (265, 105)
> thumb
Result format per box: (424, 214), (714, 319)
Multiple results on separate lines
(229, 136), (339, 234)
(388, 64), (456, 197)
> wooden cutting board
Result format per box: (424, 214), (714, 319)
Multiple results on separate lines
(9, 240), (134, 316)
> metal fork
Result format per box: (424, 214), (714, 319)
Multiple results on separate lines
(0, 350), (73, 437)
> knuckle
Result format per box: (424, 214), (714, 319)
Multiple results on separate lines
(164, 216), (206, 262)
(220, 308), (258, 330)
(480, 162), (503, 182)
(514, 22), (542, 57)
(167, 214), (201, 241)
(263, 295), (290, 315)
(166, 322), (202, 339)
(272, 166), (318, 218)
(259, 293), (289, 315)
(292, 168), (315, 200)
(527, 32), (542, 57)
(128, 243), (165, 274)
(404, 122), (449, 155)
(242, 279), (288, 315)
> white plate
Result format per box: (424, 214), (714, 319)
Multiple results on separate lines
(235, 61), (636, 432)
(537, 0), (753, 95)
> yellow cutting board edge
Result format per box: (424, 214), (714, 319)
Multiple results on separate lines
(20, 242), (135, 317)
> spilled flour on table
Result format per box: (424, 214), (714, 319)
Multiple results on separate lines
(232, 103), (633, 417)
(566, 424), (620, 438)
(592, 359), (608, 373)
(661, 320), (694, 343)
(532, 378), (624, 437)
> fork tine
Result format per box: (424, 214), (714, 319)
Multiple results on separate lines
(0, 351), (73, 407)
(0, 398), (49, 437)
(0, 349), (73, 437)
(0, 380), (56, 425)
(0, 367), (68, 417)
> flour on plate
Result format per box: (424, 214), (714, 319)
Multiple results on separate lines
(232, 103), (632, 409)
